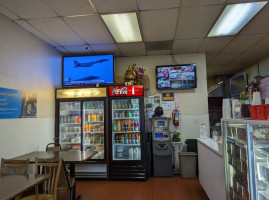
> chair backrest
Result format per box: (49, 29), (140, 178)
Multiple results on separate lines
(1, 158), (29, 175)
(46, 143), (61, 152)
(35, 157), (62, 197)
(57, 159), (71, 189)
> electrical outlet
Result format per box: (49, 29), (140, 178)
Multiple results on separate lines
(193, 118), (198, 123)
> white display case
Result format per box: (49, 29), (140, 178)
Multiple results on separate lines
(222, 119), (269, 200)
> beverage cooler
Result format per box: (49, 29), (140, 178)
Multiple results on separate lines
(222, 119), (269, 200)
(108, 85), (147, 180)
(55, 87), (108, 162)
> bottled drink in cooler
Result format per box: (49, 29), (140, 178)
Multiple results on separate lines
(121, 120), (125, 131)
(129, 147), (133, 160)
(128, 120), (132, 131)
(117, 120), (121, 132)
(128, 134), (131, 144)
(124, 135), (128, 144)
(121, 134), (124, 144)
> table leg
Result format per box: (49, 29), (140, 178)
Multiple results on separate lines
(69, 164), (81, 200)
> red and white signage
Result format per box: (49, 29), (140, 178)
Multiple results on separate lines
(109, 85), (144, 97)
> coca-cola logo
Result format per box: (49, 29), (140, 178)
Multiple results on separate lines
(112, 87), (127, 95)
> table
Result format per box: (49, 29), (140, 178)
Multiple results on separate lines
(13, 150), (97, 177)
(13, 151), (97, 200)
(0, 174), (49, 200)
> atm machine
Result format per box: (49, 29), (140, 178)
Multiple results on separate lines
(152, 117), (173, 177)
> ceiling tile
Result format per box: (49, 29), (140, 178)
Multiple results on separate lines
(246, 35), (269, 53)
(137, 0), (180, 10)
(0, 0), (57, 19)
(175, 5), (223, 39)
(64, 15), (113, 44)
(27, 18), (84, 46)
(118, 43), (146, 56)
(147, 50), (171, 56)
(91, 0), (137, 14)
(206, 54), (217, 65)
(42, 0), (95, 16)
(141, 9), (179, 42)
(181, 0), (226, 7)
(231, 51), (269, 65)
(0, 4), (19, 20)
(15, 20), (60, 46)
(223, 34), (266, 53)
(63, 45), (94, 54)
(172, 38), (203, 54)
(240, 5), (269, 35)
(90, 44), (122, 56)
(198, 36), (234, 54)
(210, 53), (241, 65)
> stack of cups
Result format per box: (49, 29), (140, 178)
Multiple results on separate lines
(252, 92), (262, 105)
(232, 99), (239, 118)
(223, 99), (231, 119)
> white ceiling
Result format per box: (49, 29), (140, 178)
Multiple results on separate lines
(0, 0), (269, 78)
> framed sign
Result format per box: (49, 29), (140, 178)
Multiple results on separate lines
(0, 87), (37, 119)
(162, 93), (174, 101)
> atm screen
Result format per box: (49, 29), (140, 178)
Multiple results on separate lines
(157, 121), (164, 126)
(155, 133), (163, 138)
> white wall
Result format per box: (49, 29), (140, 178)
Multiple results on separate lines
(0, 14), (62, 159)
(115, 53), (209, 142)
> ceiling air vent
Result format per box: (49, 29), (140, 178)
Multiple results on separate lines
(145, 40), (173, 51)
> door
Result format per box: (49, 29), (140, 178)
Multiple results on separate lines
(59, 101), (81, 151)
(82, 101), (105, 160)
(111, 98), (141, 161)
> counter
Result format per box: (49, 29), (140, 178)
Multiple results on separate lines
(197, 138), (226, 200)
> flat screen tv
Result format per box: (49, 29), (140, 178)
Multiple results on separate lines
(62, 54), (114, 86)
(156, 64), (197, 90)
(230, 72), (248, 99)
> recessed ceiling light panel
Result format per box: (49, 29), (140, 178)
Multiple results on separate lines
(102, 13), (142, 43)
(208, 1), (267, 37)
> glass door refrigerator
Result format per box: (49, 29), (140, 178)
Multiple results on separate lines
(222, 119), (269, 200)
(108, 85), (147, 180)
(55, 88), (109, 177)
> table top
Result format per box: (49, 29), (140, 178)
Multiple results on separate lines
(0, 174), (49, 200)
(13, 150), (97, 164)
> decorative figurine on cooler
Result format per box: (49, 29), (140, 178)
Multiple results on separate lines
(124, 64), (137, 85)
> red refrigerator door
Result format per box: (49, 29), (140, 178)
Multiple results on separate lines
(111, 98), (142, 161)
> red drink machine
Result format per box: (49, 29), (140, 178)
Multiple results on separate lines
(108, 85), (148, 180)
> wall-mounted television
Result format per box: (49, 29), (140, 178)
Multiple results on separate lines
(62, 54), (114, 87)
(230, 72), (248, 99)
(156, 64), (197, 90)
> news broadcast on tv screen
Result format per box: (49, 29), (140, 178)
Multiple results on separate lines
(156, 64), (196, 90)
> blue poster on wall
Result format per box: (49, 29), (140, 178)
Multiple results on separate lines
(0, 87), (37, 119)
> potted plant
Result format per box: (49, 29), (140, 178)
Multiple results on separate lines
(172, 131), (181, 142)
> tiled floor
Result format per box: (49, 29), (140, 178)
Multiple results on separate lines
(59, 176), (209, 200)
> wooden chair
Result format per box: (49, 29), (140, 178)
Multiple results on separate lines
(19, 157), (62, 200)
(57, 160), (76, 200)
(1, 158), (29, 175)
(46, 143), (61, 152)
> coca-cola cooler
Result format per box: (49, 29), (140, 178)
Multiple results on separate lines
(108, 85), (148, 180)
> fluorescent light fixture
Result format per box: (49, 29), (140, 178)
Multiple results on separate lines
(208, 1), (267, 37)
(101, 13), (142, 43)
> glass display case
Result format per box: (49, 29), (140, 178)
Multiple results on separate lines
(111, 98), (141, 161)
(222, 119), (269, 200)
